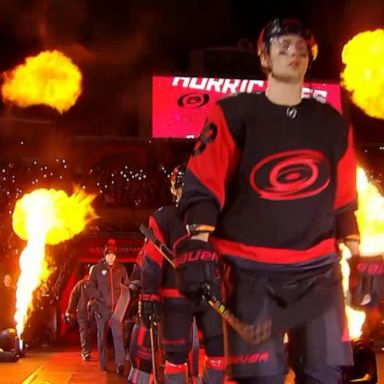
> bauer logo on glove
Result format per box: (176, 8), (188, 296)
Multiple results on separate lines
(174, 248), (218, 267)
(174, 238), (221, 301)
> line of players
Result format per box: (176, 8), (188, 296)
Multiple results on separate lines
(65, 164), (225, 383)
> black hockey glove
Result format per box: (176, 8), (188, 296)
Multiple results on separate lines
(174, 239), (221, 302)
(139, 294), (160, 328)
(349, 255), (384, 308)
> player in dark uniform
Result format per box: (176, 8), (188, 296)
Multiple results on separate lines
(126, 246), (156, 384)
(140, 165), (225, 384)
(128, 244), (203, 384)
(176, 18), (360, 384)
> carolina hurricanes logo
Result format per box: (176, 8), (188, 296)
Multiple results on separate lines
(250, 149), (330, 200)
(177, 92), (210, 109)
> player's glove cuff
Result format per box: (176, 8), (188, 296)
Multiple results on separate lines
(349, 255), (384, 308)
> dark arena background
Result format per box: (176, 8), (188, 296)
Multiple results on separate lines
(0, 0), (383, 383)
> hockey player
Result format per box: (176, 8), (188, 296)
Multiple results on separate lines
(176, 18), (360, 384)
(127, 244), (203, 384)
(126, 246), (156, 383)
(140, 165), (225, 384)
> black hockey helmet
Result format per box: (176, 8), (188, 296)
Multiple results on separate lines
(170, 164), (186, 196)
(257, 18), (318, 62)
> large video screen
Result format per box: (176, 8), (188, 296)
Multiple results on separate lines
(152, 75), (342, 138)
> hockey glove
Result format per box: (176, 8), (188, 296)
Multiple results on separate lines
(139, 294), (160, 328)
(174, 239), (221, 302)
(349, 255), (384, 308)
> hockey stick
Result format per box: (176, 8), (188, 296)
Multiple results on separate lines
(149, 316), (158, 384)
(140, 224), (175, 268)
(139, 224), (272, 345)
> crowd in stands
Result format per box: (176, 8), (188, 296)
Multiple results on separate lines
(0, 157), (175, 218)
(0, 154), (179, 278)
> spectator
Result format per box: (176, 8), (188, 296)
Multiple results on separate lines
(0, 274), (16, 331)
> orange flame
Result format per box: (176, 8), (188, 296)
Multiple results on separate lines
(341, 29), (384, 119)
(342, 167), (384, 339)
(12, 187), (97, 337)
(1, 50), (82, 113)
(355, 167), (384, 254)
(340, 244), (366, 339)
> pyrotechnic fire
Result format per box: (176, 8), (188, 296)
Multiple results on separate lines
(355, 168), (384, 255)
(340, 246), (366, 339)
(1, 50), (82, 113)
(343, 167), (384, 339)
(341, 29), (384, 120)
(12, 187), (97, 337)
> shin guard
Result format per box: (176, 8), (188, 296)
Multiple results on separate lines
(127, 367), (154, 384)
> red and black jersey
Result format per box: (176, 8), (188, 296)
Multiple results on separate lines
(179, 92), (359, 269)
(141, 205), (188, 297)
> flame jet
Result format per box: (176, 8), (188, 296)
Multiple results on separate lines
(1, 50), (82, 113)
(341, 167), (384, 339)
(341, 29), (384, 120)
(12, 187), (97, 337)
